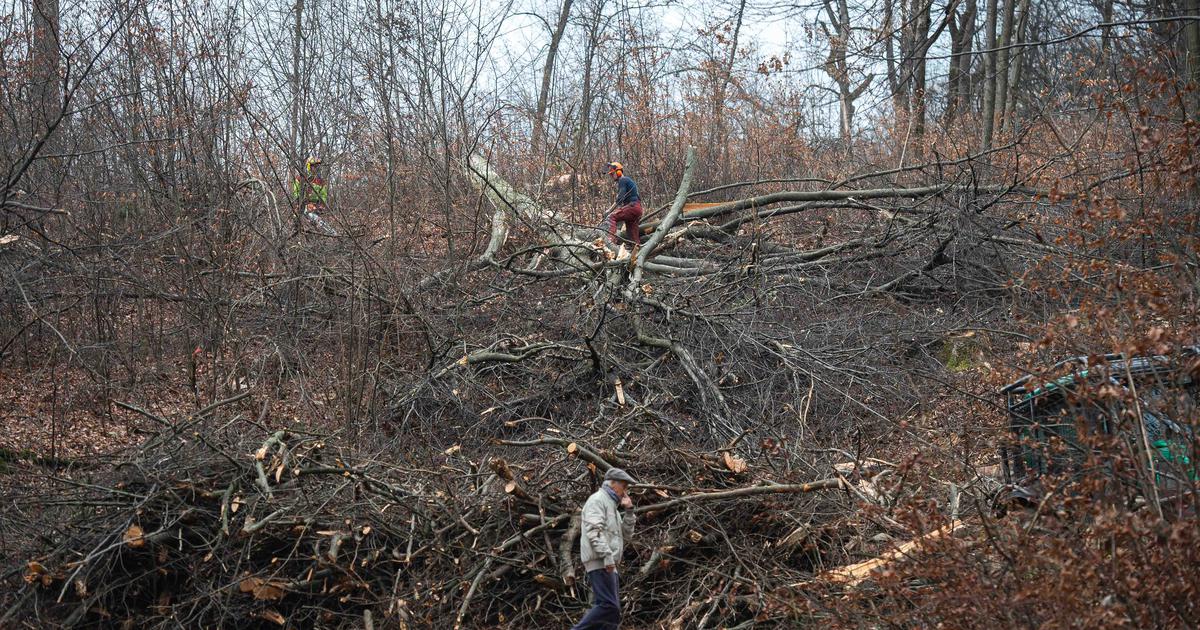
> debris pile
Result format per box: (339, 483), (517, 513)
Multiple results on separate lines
(0, 411), (936, 628)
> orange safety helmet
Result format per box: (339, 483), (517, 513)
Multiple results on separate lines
(606, 161), (623, 176)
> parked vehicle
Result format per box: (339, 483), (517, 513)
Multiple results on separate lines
(995, 347), (1198, 511)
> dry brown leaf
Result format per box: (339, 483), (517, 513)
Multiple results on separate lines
(230, 497), (244, 513)
(722, 451), (748, 474)
(654, 488), (669, 498)
(443, 444), (461, 456)
(123, 525), (146, 548)
(24, 561), (51, 586)
(239, 577), (286, 601)
(254, 445), (268, 461)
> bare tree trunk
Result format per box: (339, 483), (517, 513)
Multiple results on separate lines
(533, 0), (575, 154)
(713, 0), (747, 181)
(369, 0), (402, 251)
(27, 0), (62, 213)
(290, 0), (306, 161)
(822, 0), (871, 150)
(883, 0), (898, 104)
(980, 0), (999, 149)
(993, 0), (1017, 136)
(909, 0), (932, 144)
(32, 0), (61, 131)
(886, 0), (907, 121)
(944, 0), (976, 127)
(573, 0), (603, 169)
(1000, 0), (1031, 132)
(1185, 0), (1200, 93)
(1099, 0), (1114, 64)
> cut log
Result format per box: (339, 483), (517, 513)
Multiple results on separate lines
(813, 520), (965, 587)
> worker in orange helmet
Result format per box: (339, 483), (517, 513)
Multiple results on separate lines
(603, 161), (642, 260)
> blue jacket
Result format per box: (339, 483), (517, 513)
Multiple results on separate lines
(615, 175), (640, 206)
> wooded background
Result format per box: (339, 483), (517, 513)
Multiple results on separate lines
(1, 0), (1198, 627)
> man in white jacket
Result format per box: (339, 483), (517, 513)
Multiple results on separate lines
(571, 467), (638, 630)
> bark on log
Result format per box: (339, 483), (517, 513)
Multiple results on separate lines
(646, 182), (1043, 229)
(634, 479), (844, 515)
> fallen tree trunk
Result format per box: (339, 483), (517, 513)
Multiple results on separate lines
(644, 181), (1044, 229)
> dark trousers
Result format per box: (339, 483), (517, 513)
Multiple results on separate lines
(572, 569), (621, 629)
(607, 201), (643, 245)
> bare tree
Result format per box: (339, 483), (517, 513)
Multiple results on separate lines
(981, 0), (999, 148)
(992, 0), (1019, 133)
(944, 0), (977, 126)
(821, 0), (873, 148)
(885, 0), (948, 146)
(572, 0), (607, 169)
(31, 0), (61, 133)
(533, 0), (576, 154)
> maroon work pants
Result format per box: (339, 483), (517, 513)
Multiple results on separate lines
(607, 201), (643, 245)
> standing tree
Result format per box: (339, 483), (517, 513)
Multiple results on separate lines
(820, 0), (873, 149)
(533, 0), (575, 155)
(944, 0), (976, 127)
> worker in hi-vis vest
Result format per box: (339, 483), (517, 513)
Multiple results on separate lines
(291, 156), (337, 235)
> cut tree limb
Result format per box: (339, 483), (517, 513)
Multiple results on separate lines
(497, 436), (617, 472)
(634, 479), (844, 515)
(810, 520), (965, 588)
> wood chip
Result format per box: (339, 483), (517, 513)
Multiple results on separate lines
(123, 525), (146, 548)
(256, 608), (286, 625)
